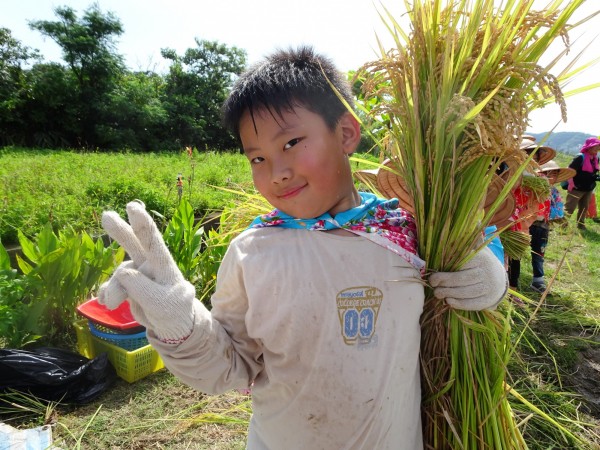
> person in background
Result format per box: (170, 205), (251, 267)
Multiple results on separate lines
(95, 47), (508, 450)
(565, 137), (600, 230)
(507, 138), (555, 292)
(531, 160), (575, 293)
(548, 174), (567, 224)
(507, 177), (537, 292)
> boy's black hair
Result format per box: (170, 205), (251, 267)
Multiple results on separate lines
(222, 46), (355, 141)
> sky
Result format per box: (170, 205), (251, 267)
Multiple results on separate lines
(2, 0), (600, 135)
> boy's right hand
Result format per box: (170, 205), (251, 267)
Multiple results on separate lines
(98, 201), (195, 343)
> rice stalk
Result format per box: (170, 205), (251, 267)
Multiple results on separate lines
(520, 175), (550, 202)
(0, 388), (61, 425)
(209, 184), (273, 238)
(500, 230), (531, 261)
(358, 0), (594, 448)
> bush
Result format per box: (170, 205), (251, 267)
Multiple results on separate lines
(0, 243), (36, 348)
(0, 226), (125, 345)
(86, 179), (168, 217)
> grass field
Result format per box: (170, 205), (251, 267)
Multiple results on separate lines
(1, 149), (599, 449)
(0, 147), (254, 245)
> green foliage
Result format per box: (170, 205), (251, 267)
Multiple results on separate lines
(86, 178), (167, 217)
(0, 27), (39, 146)
(159, 198), (231, 306)
(1, 224), (124, 348)
(348, 70), (386, 155)
(161, 39), (246, 150)
(20, 63), (79, 148)
(7, 6), (249, 152)
(161, 199), (205, 283)
(14, 224), (124, 343)
(0, 148), (253, 245)
(0, 240), (39, 348)
(195, 220), (232, 305)
(29, 4), (125, 148)
(97, 71), (168, 151)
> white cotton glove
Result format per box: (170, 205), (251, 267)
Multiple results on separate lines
(98, 201), (195, 342)
(429, 247), (508, 311)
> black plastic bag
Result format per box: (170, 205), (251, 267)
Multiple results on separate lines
(0, 347), (117, 404)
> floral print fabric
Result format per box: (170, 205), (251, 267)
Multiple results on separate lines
(549, 186), (564, 220)
(510, 186), (532, 232)
(248, 192), (425, 271)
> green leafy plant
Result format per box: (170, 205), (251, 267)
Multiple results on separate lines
(15, 224), (124, 342)
(159, 198), (234, 305)
(161, 199), (205, 283)
(0, 241), (40, 348)
(195, 221), (231, 305)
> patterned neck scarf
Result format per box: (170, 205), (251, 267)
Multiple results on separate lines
(248, 192), (425, 271)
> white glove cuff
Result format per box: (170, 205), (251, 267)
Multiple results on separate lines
(138, 300), (194, 344)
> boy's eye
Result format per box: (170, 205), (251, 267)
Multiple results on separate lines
(284, 138), (301, 150)
(250, 156), (264, 164)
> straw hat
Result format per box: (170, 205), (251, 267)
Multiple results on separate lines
(353, 168), (378, 187)
(519, 139), (556, 166)
(375, 160), (416, 215)
(484, 174), (516, 229)
(536, 160), (576, 184)
(497, 157), (520, 182)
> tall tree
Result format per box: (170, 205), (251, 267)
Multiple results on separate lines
(0, 28), (39, 145)
(29, 4), (125, 147)
(97, 71), (168, 151)
(161, 39), (246, 150)
(21, 63), (79, 147)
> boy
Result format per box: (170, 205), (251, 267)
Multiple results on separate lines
(98, 47), (507, 449)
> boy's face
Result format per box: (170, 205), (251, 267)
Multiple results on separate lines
(239, 105), (361, 219)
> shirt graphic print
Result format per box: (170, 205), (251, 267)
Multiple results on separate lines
(336, 286), (383, 345)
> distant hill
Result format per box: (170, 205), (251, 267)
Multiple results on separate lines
(526, 131), (596, 155)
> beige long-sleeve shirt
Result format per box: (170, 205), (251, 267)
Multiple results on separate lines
(151, 227), (425, 449)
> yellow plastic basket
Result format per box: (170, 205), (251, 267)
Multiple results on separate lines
(74, 319), (164, 383)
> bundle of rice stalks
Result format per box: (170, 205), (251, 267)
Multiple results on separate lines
(499, 230), (531, 261)
(358, 0), (595, 448)
(521, 174), (551, 202)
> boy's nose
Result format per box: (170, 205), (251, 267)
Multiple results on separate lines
(271, 160), (292, 184)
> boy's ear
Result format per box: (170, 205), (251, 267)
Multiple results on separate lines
(338, 112), (362, 155)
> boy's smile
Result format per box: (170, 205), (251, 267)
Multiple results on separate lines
(239, 105), (361, 219)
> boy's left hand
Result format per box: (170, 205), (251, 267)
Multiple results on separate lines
(429, 247), (508, 311)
